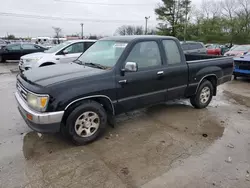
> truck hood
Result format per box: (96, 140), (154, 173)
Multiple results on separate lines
(20, 63), (106, 87)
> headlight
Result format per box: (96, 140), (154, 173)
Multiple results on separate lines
(25, 57), (42, 62)
(236, 53), (244, 56)
(26, 93), (49, 112)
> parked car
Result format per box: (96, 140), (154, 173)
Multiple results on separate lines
(224, 45), (250, 57)
(181, 41), (207, 54)
(206, 44), (222, 55)
(15, 36), (233, 145)
(233, 53), (250, 79)
(19, 40), (96, 71)
(0, 39), (7, 49)
(0, 43), (47, 63)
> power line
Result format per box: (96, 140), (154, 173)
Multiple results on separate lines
(0, 12), (156, 23)
(54, 0), (155, 6)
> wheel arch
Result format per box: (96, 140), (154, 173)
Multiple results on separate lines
(196, 74), (218, 96)
(62, 95), (115, 124)
(39, 62), (56, 67)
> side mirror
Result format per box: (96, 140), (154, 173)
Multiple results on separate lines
(123, 62), (138, 72)
(62, 50), (69, 55)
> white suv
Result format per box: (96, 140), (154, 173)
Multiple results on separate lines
(19, 40), (96, 71)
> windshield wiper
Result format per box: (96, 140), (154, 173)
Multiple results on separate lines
(84, 62), (109, 70)
(73, 59), (83, 65)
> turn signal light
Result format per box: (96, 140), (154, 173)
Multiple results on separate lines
(26, 114), (33, 121)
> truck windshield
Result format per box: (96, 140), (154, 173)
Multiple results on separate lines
(78, 40), (128, 68)
(44, 41), (72, 53)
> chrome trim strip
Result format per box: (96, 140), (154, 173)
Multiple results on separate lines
(15, 92), (64, 124)
(118, 89), (167, 103)
(195, 74), (217, 94)
(168, 85), (187, 91)
(187, 56), (233, 64)
(65, 95), (115, 115)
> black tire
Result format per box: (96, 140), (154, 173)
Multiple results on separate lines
(190, 80), (213, 109)
(64, 100), (107, 145)
(234, 75), (237, 80)
(0, 56), (5, 63)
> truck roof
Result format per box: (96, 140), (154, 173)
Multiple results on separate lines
(67, 39), (97, 43)
(100, 35), (177, 42)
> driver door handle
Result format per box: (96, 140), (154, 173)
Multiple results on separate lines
(119, 80), (127, 84)
(157, 71), (164, 76)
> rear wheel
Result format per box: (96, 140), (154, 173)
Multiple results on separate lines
(64, 100), (107, 145)
(0, 56), (4, 63)
(190, 80), (213, 109)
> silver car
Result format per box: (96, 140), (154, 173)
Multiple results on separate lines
(19, 40), (96, 71)
(181, 41), (207, 54)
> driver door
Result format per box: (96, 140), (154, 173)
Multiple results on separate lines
(4, 44), (22, 60)
(115, 40), (166, 113)
(57, 42), (84, 63)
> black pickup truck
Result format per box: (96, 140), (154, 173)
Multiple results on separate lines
(15, 36), (234, 144)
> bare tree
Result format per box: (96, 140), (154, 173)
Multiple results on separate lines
(52, 27), (62, 43)
(237, 0), (250, 33)
(220, 0), (238, 45)
(211, 0), (222, 18)
(201, 0), (212, 19)
(115, 25), (144, 35)
(221, 0), (237, 18)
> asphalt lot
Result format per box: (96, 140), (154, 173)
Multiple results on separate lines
(0, 64), (250, 188)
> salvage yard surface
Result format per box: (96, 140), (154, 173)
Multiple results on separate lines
(0, 65), (250, 188)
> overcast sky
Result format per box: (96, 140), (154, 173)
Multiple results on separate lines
(0, 0), (203, 37)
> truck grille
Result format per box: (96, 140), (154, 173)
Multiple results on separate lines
(234, 61), (250, 70)
(16, 82), (28, 101)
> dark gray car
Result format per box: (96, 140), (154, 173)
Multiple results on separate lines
(181, 41), (207, 54)
(0, 39), (7, 49)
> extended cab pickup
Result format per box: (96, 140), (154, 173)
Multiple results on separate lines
(15, 36), (234, 145)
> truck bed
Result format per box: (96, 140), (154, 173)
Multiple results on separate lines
(185, 54), (224, 61)
(184, 54), (234, 97)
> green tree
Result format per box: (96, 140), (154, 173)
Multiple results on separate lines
(155, 0), (191, 38)
(7, 34), (15, 40)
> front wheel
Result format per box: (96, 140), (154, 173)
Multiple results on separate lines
(64, 100), (107, 145)
(190, 80), (213, 109)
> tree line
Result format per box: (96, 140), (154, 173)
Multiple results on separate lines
(116, 0), (250, 45)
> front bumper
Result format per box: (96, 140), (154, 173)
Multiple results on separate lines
(234, 68), (250, 77)
(15, 92), (64, 133)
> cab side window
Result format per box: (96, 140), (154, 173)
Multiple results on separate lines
(125, 41), (162, 70)
(7, 44), (21, 51)
(162, 40), (182, 65)
(64, 43), (84, 54)
(22, 44), (37, 50)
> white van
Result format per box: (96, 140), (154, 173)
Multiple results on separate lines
(19, 40), (96, 71)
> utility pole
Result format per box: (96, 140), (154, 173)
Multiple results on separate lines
(184, 1), (188, 42)
(80, 23), (84, 39)
(145, 16), (150, 35)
